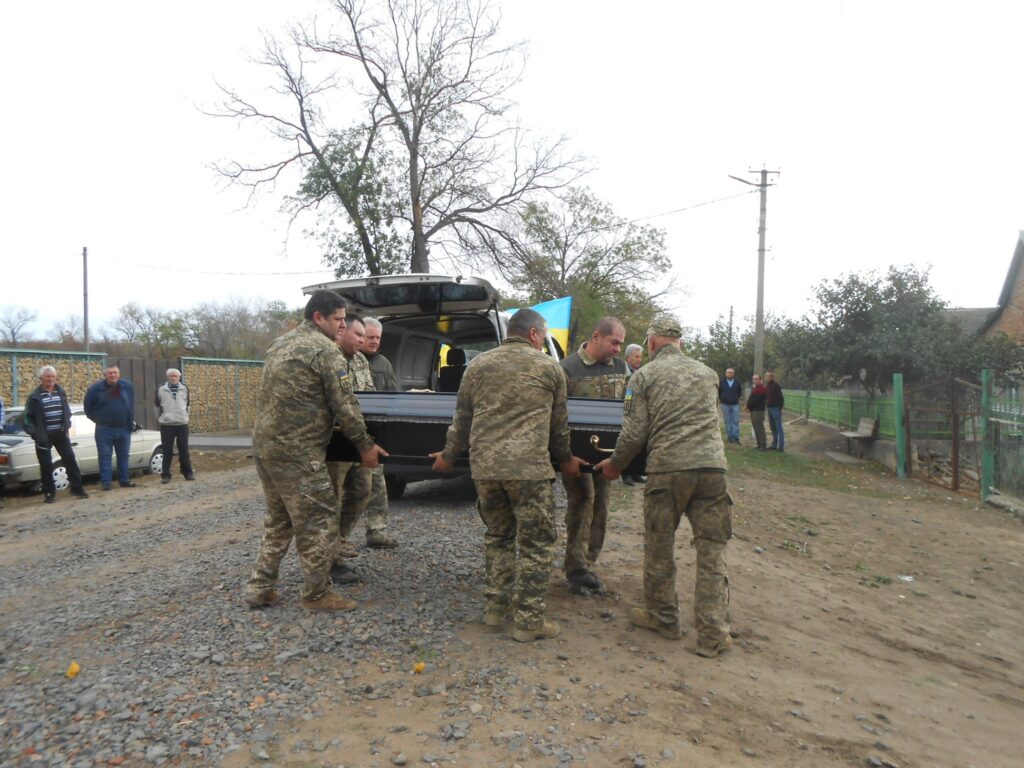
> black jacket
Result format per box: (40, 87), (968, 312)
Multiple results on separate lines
(24, 384), (73, 445)
(766, 380), (785, 408)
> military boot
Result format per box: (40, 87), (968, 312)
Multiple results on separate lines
(628, 607), (683, 640)
(336, 538), (360, 558)
(511, 619), (561, 643)
(300, 591), (357, 612)
(245, 590), (280, 609)
(481, 604), (509, 627)
(695, 635), (733, 658)
(366, 533), (399, 549)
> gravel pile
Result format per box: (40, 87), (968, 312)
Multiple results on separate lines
(0, 469), (494, 766)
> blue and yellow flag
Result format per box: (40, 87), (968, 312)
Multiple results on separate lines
(526, 296), (572, 353)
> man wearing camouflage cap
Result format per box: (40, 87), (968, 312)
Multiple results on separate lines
(244, 291), (387, 613)
(595, 313), (733, 658)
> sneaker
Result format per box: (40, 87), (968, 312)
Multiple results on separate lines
(636, 475), (648, 483)
(622, 475), (636, 486)
(184, 474), (196, 481)
(245, 590), (279, 609)
(119, 480), (137, 488)
(300, 591), (357, 612)
(44, 493), (56, 504)
(567, 569), (602, 590)
(161, 477), (171, 484)
(695, 635), (733, 658)
(102, 483), (112, 491)
(511, 619), (561, 643)
(366, 533), (398, 549)
(628, 607), (683, 640)
(330, 563), (360, 585)
(71, 488), (90, 499)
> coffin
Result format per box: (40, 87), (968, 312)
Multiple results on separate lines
(326, 391), (646, 478)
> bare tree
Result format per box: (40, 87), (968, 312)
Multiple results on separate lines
(0, 306), (37, 348)
(210, 0), (585, 275)
(51, 314), (84, 346)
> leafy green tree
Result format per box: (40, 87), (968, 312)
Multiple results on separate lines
(772, 265), (1023, 394)
(478, 187), (674, 349)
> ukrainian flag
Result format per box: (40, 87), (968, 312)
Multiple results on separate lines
(508, 296), (573, 353)
(529, 296), (572, 353)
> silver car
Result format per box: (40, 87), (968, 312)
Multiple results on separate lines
(0, 406), (164, 493)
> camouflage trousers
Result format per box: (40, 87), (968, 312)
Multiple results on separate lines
(561, 472), (611, 575)
(643, 470), (732, 650)
(364, 466), (390, 537)
(327, 460), (372, 563)
(245, 458), (337, 603)
(475, 479), (557, 630)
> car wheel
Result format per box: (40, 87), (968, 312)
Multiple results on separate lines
(385, 476), (407, 500)
(147, 447), (164, 475)
(51, 462), (70, 491)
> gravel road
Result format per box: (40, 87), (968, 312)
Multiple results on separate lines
(0, 467), (491, 766)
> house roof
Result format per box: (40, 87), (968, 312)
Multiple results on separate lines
(979, 230), (1024, 335)
(947, 307), (998, 335)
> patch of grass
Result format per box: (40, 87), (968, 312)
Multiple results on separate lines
(726, 445), (896, 498)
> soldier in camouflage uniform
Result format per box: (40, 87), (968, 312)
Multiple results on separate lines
(596, 313), (733, 658)
(361, 317), (399, 549)
(244, 291), (387, 612)
(431, 308), (585, 642)
(559, 317), (628, 592)
(328, 317), (375, 576)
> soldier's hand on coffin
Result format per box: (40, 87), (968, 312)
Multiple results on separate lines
(360, 444), (389, 468)
(560, 456), (586, 479)
(429, 451), (454, 473)
(593, 458), (622, 481)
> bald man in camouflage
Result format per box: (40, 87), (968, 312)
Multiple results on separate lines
(595, 313), (733, 658)
(431, 308), (586, 642)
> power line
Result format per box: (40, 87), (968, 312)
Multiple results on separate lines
(103, 188), (759, 277)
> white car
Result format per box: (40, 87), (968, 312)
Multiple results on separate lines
(0, 406), (164, 493)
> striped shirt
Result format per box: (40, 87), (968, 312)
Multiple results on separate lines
(40, 391), (64, 432)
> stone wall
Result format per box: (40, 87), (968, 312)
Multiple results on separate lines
(179, 358), (263, 433)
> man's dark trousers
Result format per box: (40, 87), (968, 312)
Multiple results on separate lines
(35, 431), (85, 494)
(159, 425), (193, 479)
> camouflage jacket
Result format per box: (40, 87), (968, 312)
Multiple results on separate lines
(561, 343), (630, 399)
(345, 351), (375, 391)
(253, 321), (374, 463)
(441, 336), (573, 480)
(610, 344), (727, 473)
(366, 352), (398, 392)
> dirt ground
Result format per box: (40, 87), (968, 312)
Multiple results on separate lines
(226, 421), (1021, 768)
(4, 421), (1022, 767)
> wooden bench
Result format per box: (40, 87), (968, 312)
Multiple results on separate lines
(840, 417), (879, 456)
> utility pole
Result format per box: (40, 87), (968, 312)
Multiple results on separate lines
(729, 168), (779, 375)
(83, 246), (90, 352)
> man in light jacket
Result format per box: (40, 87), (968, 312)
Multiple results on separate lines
(155, 368), (195, 483)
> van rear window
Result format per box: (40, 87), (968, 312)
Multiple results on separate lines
(346, 283), (491, 311)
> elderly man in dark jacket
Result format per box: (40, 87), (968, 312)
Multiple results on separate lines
(24, 365), (89, 502)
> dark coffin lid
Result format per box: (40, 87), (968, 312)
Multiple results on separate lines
(327, 392), (645, 474)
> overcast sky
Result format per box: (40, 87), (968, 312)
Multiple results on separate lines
(3, 0), (1021, 344)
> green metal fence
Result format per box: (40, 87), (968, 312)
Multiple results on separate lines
(0, 348), (107, 408)
(791, 390), (898, 438)
(988, 377), (1024, 502)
